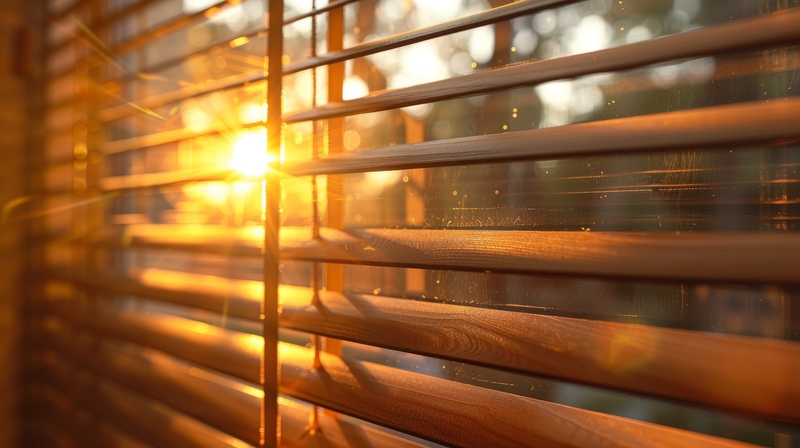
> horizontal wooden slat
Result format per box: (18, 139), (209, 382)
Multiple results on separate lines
(278, 343), (754, 447)
(33, 305), (761, 447)
(84, 224), (800, 284)
(284, 8), (800, 123)
(98, 167), (237, 190)
(97, 99), (800, 173)
(39, 332), (425, 448)
(94, 385), (246, 448)
(94, 8), (800, 126)
(53, 301), (262, 384)
(97, 69), (265, 123)
(118, 27), (266, 84)
(105, 1), (228, 57)
(50, 0), (359, 82)
(49, 267), (262, 320)
(47, 0), (161, 56)
(35, 365), (247, 448)
(92, 1), (358, 122)
(55, 269), (800, 424)
(99, 121), (262, 155)
(284, 98), (800, 176)
(281, 227), (800, 284)
(283, 0), (360, 25)
(281, 287), (800, 425)
(282, 0), (579, 75)
(45, 334), (261, 445)
(86, 224), (265, 255)
(92, 0), (574, 120)
(31, 382), (158, 448)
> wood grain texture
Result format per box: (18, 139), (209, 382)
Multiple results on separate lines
(49, 273), (800, 423)
(284, 98), (800, 176)
(85, 224), (800, 283)
(279, 343), (756, 448)
(280, 227), (800, 284)
(38, 312), (760, 448)
(284, 9), (800, 123)
(282, 0), (578, 75)
(280, 287), (800, 425)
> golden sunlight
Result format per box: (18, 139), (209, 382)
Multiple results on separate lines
(231, 127), (270, 177)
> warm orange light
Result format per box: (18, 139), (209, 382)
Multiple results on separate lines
(183, 181), (229, 205)
(231, 127), (271, 177)
(229, 36), (250, 48)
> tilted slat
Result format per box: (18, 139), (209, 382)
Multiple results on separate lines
(94, 8), (800, 126)
(103, 1), (229, 57)
(86, 224), (265, 256)
(56, 269), (800, 424)
(92, 0), (360, 123)
(284, 8), (800, 123)
(30, 382), (152, 448)
(97, 70), (264, 123)
(283, 0), (361, 25)
(282, 0), (580, 75)
(50, 267), (262, 320)
(280, 288), (800, 425)
(279, 343), (755, 448)
(99, 121), (262, 155)
(53, 301), (262, 384)
(117, 28), (266, 84)
(36, 361), (246, 448)
(40, 330), (425, 448)
(50, 0), (360, 82)
(98, 167), (237, 191)
(93, 0), (576, 121)
(46, 0), (161, 56)
(284, 98), (800, 176)
(279, 227), (800, 284)
(34, 304), (761, 447)
(84, 224), (800, 284)
(309, 227), (800, 284)
(97, 99), (800, 178)
(44, 332), (261, 445)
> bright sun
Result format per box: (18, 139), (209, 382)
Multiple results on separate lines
(231, 127), (271, 176)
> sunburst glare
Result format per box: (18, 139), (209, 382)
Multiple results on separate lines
(231, 127), (271, 177)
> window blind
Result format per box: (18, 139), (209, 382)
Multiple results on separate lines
(28, 0), (800, 447)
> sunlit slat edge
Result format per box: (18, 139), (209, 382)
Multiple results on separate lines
(283, 98), (800, 176)
(80, 224), (800, 284)
(284, 8), (800, 123)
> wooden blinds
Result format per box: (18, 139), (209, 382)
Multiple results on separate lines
(27, 0), (800, 447)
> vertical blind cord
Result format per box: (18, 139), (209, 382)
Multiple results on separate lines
(308, 0), (323, 435)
